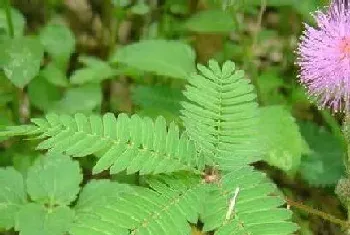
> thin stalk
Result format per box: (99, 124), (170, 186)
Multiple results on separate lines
(285, 197), (350, 229)
(342, 114), (350, 233)
(4, 0), (14, 38)
(252, 0), (266, 51)
(245, 0), (266, 104)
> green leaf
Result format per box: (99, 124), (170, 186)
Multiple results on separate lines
(0, 107), (12, 141)
(1, 37), (44, 88)
(1, 113), (200, 175)
(131, 2), (150, 15)
(132, 85), (183, 121)
(15, 203), (74, 235)
(166, 0), (189, 14)
(26, 153), (82, 206)
(201, 166), (297, 234)
(181, 60), (261, 168)
(70, 180), (133, 235)
(299, 122), (346, 187)
(0, 7), (25, 38)
(71, 175), (204, 235)
(0, 167), (26, 229)
(256, 69), (286, 105)
(185, 9), (235, 33)
(0, 124), (38, 138)
(12, 153), (38, 177)
(28, 76), (61, 111)
(70, 56), (117, 84)
(50, 84), (102, 114)
(41, 63), (68, 87)
(39, 23), (75, 68)
(112, 0), (131, 7)
(110, 40), (196, 79)
(259, 106), (306, 173)
(292, 0), (322, 22)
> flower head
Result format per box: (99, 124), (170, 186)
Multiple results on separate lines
(296, 0), (350, 112)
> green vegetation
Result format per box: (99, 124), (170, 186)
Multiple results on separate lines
(0, 0), (345, 234)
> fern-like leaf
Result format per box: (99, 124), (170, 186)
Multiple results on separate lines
(71, 175), (205, 235)
(181, 60), (260, 168)
(201, 166), (298, 235)
(0, 113), (201, 175)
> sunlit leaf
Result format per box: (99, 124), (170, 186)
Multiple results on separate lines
(260, 105), (307, 173)
(0, 167), (26, 229)
(110, 40), (196, 79)
(1, 37), (44, 88)
(0, 7), (25, 38)
(15, 203), (74, 235)
(185, 9), (235, 33)
(26, 153), (82, 206)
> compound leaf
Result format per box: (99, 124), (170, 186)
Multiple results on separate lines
(1, 113), (200, 175)
(71, 175), (204, 235)
(202, 166), (297, 234)
(181, 60), (261, 168)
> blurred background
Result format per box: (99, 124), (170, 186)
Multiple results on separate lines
(0, 0), (346, 234)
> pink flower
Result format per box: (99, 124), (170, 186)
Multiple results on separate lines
(296, 0), (350, 112)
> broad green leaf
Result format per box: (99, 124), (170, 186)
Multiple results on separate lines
(260, 106), (307, 173)
(0, 167), (26, 229)
(26, 153), (82, 206)
(292, 0), (323, 22)
(110, 40), (196, 79)
(70, 56), (118, 84)
(12, 154), (38, 177)
(257, 69), (285, 105)
(39, 23), (75, 68)
(15, 203), (74, 235)
(28, 76), (61, 111)
(70, 180), (133, 235)
(299, 122), (346, 187)
(50, 84), (102, 114)
(132, 85), (183, 121)
(0, 7), (25, 38)
(185, 9), (235, 33)
(1, 37), (44, 88)
(40, 63), (68, 87)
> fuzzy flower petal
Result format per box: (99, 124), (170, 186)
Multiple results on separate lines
(296, 0), (350, 112)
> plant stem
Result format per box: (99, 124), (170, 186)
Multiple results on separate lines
(4, 0), (14, 38)
(343, 114), (350, 233)
(246, 0), (266, 104)
(285, 197), (350, 229)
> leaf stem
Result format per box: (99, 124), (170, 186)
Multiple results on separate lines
(285, 197), (350, 228)
(342, 113), (350, 233)
(4, 0), (14, 38)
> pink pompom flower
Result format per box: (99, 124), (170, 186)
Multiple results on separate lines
(296, 0), (350, 113)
